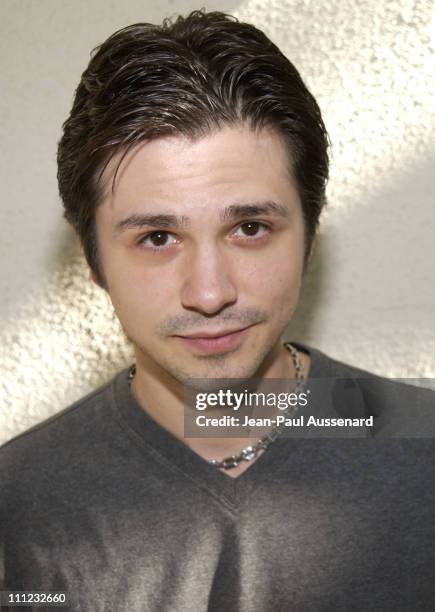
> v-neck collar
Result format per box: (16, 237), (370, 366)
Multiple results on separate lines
(108, 342), (364, 510)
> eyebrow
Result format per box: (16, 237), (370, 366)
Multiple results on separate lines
(219, 201), (291, 223)
(114, 213), (189, 235)
(113, 201), (291, 236)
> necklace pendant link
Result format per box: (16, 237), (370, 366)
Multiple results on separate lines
(240, 445), (256, 461)
(221, 455), (240, 470)
(258, 438), (272, 450)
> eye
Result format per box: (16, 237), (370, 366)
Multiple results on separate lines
(138, 231), (179, 250)
(232, 221), (271, 240)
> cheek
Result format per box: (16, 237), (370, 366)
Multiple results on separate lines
(237, 241), (304, 327)
(239, 245), (304, 298)
(108, 265), (175, 326)
(246, 265), (302, 309)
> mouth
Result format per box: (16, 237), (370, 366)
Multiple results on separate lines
(174, 325), (255, 355)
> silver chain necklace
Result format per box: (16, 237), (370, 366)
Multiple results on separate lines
(127, 342), (305, 471)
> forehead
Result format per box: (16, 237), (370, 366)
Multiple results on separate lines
(99, 124), (299, 214)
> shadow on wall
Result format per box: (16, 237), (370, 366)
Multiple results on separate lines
(287, 148), (435, 358)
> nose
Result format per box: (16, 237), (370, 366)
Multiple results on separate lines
(180, 244), (238, 315)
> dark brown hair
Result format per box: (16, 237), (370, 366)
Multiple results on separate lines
(57, 9), (329, 287)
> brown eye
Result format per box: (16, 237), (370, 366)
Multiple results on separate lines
(233, 221), (270, 241)
(139, 231), (178, 250)
(149, 231), (169, 246)
(240, 222), (261, 236)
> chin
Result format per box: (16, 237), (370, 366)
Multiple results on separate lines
(168, 349), (269, 391)
(182, 376), (248, 393)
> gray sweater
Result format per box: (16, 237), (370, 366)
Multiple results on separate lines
(1, 343), (435, 611)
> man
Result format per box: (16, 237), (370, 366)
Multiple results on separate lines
(1, 10), (434, 611)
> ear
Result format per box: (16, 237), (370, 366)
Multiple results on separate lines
(308, 232), (318, 263)
(90, 268), (109, 292)
(302, 233), (318, 276)
(309, 240), (316, 262)
(90, 269), (100, 286)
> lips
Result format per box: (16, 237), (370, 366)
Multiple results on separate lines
(175, 325), (253, 355)
(179, 327), (249, 339)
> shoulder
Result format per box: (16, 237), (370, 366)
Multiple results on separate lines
(301, 341), (434, 397)
(0, 372), (123, 498)
(296, 343), (435, 435)
(1, 384), (104, 457)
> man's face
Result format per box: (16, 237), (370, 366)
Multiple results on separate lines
(95, 124), (306, 386)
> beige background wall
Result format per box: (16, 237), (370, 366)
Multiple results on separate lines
(1, 0), (434, 443)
